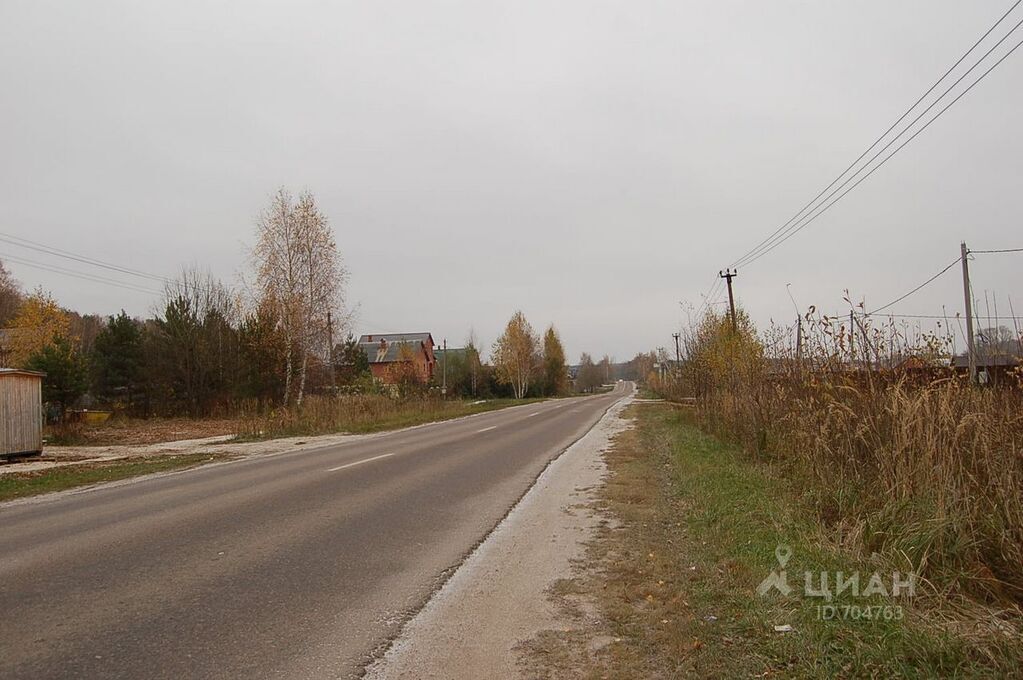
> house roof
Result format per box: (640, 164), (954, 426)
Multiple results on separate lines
(0, 368), (45, 378)
(358, 332), (433, 345)
(358, 333), (435, 364)
(951, 354), (1020, 368)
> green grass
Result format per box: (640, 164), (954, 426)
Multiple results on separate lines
(531, 404), (1020, 678)
(641, 407), (986, 677)
(0, 453), (232, 502)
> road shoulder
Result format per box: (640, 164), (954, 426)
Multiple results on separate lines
(364, 390), (634, 679)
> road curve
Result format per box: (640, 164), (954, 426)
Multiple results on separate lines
(0, 383), (631, 679)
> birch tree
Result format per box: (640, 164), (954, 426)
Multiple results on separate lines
(492, 311), (538, 399)
(252, 188), (346, 405)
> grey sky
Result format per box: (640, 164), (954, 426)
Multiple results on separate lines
(1, 1), (1020, 361)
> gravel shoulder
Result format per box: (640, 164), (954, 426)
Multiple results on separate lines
(365, 390), (634, 679)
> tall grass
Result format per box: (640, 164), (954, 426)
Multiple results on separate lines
(233, 394), (523, 439)
(653, 308), (1023, 604)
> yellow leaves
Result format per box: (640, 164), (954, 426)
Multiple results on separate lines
(5, 290), (72, 367)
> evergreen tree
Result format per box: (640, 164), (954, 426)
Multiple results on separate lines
(92, 311), (144, 406)
(26, 335), (88, 412)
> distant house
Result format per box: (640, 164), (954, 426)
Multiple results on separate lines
(951, 353), (1020, 385)
(358, 333), (436, 383)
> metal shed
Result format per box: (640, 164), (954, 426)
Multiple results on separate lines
(1, 369), (45, 458)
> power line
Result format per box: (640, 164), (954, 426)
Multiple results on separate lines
(738, 30), (1023, 269)
(864, 257), (961, 315)
(729, 0), (1022, 269)
(0, 252), (163, 295)
(731, 6), (1023, 269)
(870, 312), (1023, 321)
(971, 247), (1023, 253)
(693, 275), (724, 317)
(0, 231), (171, 284)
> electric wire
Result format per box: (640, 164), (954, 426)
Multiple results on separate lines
(730, 5), (1023, 269)
(0, 231), (171, 284)
(737, 30), (1023, 269)
(0, 252), (163, 295)
(863, 257), (961, 316)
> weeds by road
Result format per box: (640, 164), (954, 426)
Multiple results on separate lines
(0, 452), (234, 503)
(526, 404), (1021, 678)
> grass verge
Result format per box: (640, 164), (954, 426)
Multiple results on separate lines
(233, 396), (549, 440)
(525, 403), (1021, 678)
(0, 453), (233, 503)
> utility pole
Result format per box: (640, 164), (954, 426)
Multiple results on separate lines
(327, 310), (336, 390)
(961, 241), (977, 383)
(719, 269), (738, 330)
(795, 317), (803, 368)
(849, 311), (855, 364)
(672, 332), (681, 377)
(442, 338), (447, 395)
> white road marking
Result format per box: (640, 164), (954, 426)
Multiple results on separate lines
(477, 426), (498, 433)
(327, 453), (394, 472)
(525, 412), (540, 418)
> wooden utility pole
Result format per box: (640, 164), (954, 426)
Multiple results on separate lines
(672, 332), (681, 376)
(719, 269), (738, 330)
(849, 311), (855, 362)
(442, 338), (447, 395)
(795, 317), (803, 367)
(327, 310), (336, 389)
(961, 241), (977, 383)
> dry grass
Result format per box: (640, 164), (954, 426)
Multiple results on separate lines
(46, 417), (238, 446)
(233, 394), (541, 439)
(654, 310), (1023, 605)
(523, 404), (1022, 679)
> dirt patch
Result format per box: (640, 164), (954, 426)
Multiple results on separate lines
(46, 417), (239, 447)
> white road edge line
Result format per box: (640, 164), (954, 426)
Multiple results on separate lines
(476, 426), (498, 433)
(327, 453), (394, 472)
(525, 412), (539, 418)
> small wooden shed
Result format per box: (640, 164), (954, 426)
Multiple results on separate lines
(1, 369), (45, 457)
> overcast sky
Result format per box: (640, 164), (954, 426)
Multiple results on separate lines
(1, 1), (1020, 361)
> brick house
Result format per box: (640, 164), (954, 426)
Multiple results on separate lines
(358, 333), (436, 383)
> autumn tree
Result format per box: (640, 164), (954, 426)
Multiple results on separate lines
(5, 289), (71, 367)
(238, 300), (287, 406)
(541, 325), (568, 396)
(252, 188), (347, 405)
(0, 259), (21, 327)
(576, 352), (603, 393)
(492, 311), (539, 399)
(600, 354), (614, 384)
(386, 342), (427, 398)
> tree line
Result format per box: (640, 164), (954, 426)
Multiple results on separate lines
(0, 190), (637, 418)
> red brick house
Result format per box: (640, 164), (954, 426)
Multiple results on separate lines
(358, 333), (436, 383)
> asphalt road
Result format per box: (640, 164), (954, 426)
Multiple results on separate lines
(0, 383), (630, 679)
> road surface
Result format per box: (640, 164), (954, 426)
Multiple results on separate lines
(0, 383), (630, 679)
